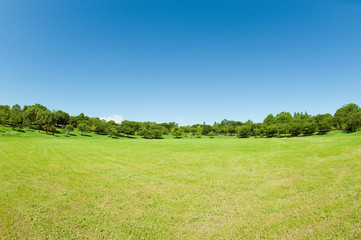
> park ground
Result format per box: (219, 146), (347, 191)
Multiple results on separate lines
(0, 126), (361, 239)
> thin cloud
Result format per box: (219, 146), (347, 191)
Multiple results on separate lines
(100, 115), (123, 123)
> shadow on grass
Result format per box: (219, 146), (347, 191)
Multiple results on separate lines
(81, 134), (93, 137)
(277, 135), (292, 138)
(141, 137), (164, 139)
(126, 135), (136, 139)
(95, 132), (108, 135)
(117, 133), (136, 138)
(317, 132), (328, 135)
(15, 129), (25, 133)
(342, 130), (358, 134)
(108, 133), (137, 139)
(117, 135), (137, 139)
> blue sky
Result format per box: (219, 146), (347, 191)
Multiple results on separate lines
(1, 0), (361, 125)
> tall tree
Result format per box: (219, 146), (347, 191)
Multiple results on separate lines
(263, 114), (275, 125)
(333, 103), (360, 129)
(345, 110), (361, 132)
(54, 110), (70, 126)
(9, 108), (22, 129)
(0, 105), (10, 124)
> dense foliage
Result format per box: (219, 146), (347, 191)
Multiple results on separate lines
(1, 103), (361, 138)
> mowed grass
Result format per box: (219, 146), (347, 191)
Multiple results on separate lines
(1, 130), (361, 239)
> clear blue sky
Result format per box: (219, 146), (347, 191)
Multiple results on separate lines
(1, 0), (361, 125)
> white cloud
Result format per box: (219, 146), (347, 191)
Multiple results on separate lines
(100, 115), (123, 123)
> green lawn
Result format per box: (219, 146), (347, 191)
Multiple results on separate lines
(0, 128), (361, 239)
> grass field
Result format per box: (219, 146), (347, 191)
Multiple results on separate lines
(1, 127), (361, 239)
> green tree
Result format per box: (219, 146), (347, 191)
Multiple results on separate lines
(9, 108), (22, 129)
(289, 121), (303, 137)
(12, 104), (21, 112)
(277, 123), (289, 136)
(90, 124), (97, 132)
(228, 126), (236, 136)
(211, 124), (219, 135)
(160, 122), (178, 133)
(50, 125), (56, 135)
(0, 105), (10, 124)
(77, 122), (90, 135)
(263, 114), (275, 125)
(208, 131), (215, 138)
(106, 121), (119, 137)
(54, 110), (70, 126)
(333, 103), (359, 129)
(253, 127), (261, 137)
(264, 124), (278, 137)
(64, 124), (74, 135)
(171, 127), (184, 138)
(236, 125), (252, 138)
(302, 121), (316, 135)
(35, 110), (45, 132)
(275, 112), (292, 124)
(92, 119), (107, 135)
(196, 125), (203, 138)
(220, 125), (229, 135)
(313, 114), (332, 134)
(202, 124), (212, 135)
(139, 127), (152, 138)
(345, 110), (361, 132)
(120, 120), (138, 136)
(70, 113), (89, 128)
(139, 123), (165, 139)
(22, 104), (48, 128)
(35, 110), (54, 132)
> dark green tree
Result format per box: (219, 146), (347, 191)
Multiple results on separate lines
(264, 124), (278, 137)
(54, 110), (70, 126)
(263, 114), (275, 125)
(106, 120), (119, 137)
(236, 125), (252, 138)
(9, 108), (22, 129)
(277, 123), (289, 136)
(275, 112), (292, 124)
(313, 114), (333, 134)
(0, 105), (10, 124)
(333, 103), (359, 129)
(289, 121), (303, 137)
(302, 121), (316, 135)
(345, 110), (361, 132)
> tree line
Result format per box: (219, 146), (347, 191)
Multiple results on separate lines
(0, 103), (361, 139)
